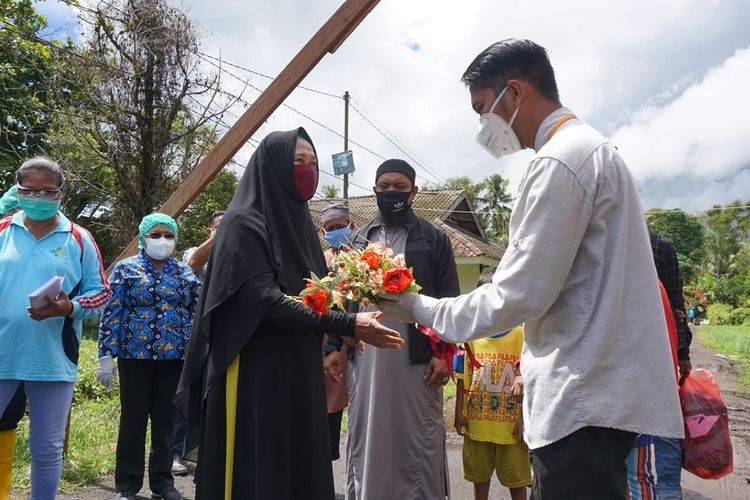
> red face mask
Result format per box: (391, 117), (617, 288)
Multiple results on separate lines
(293, 163), (318, 201)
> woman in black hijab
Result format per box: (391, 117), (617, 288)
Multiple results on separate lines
(175, 128), (402, 500)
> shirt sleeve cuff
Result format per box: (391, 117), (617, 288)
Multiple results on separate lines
(70, 300), (83, 319)
(414, 294), (438, 327)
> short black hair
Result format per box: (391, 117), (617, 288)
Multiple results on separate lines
(461, 39), (560, 102)
(477, 271), (495, 287)
(207, 210), (225, 227)
(16, 156), (65, 188)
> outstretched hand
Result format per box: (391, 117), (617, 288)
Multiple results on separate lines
(354, 311), (404, 349)
(377, 292), (438, 326)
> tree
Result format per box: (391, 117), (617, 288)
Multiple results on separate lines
(701, 200), (748, 278)
(177, 169), (238, 252)
(645, 208), (705, 284)
(645, 209), (705, 258)
(56, 0), (228, 261)
(421, 175), (511, 244)
(321, 184), (339, 199)
(0, 0), (75, 189)
(433, 176), (482, 209)
(476, 173), (513, 245)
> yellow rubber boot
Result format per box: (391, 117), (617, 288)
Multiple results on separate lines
(0, 428), (16, 500)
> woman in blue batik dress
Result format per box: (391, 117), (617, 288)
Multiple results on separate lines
(97, 213), (200, 500)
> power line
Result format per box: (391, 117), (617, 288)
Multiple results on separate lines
(5, 6), (393, 170)
(194, 52), (390, 162)
(348, 100), (445, 185)
(196, 51), (342, 100)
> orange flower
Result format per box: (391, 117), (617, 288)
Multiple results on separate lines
(360, 249), (381, 270)
(302, 289), (330, 315)
(382, 267), (414, 293)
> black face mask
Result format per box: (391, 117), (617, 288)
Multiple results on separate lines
(376, 190), (412, 225)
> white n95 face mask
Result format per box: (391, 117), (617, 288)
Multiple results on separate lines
(145, 238), (175, 261)
(476, 86), (522, 159)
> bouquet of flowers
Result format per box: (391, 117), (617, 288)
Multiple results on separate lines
(294, 243), (421, 315)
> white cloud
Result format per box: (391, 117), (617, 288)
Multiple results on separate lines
(611, 45), (750, 189)
(38, 0), (750, 209)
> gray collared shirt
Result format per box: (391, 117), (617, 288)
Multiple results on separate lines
(428, 108), (684, 449)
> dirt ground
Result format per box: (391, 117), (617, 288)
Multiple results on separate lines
(13, 327), (750, 499)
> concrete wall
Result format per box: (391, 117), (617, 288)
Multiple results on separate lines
(457, 263), (482, 294)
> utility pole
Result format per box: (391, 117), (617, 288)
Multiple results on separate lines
(343, 90), (350, 200)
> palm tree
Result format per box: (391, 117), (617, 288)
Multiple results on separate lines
(321, 184), (340, 199)
(476, 174), (513, 245)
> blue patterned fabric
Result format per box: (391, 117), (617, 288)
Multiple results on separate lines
(98, 251), (200, 360)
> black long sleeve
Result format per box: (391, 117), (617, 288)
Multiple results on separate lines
(261, 287), (356, 337)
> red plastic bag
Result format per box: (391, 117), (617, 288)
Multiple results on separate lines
(679, 368), (733, 479)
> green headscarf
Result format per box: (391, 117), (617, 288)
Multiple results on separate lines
(0, 185), (18, 216)
(138, 212), (178, 249)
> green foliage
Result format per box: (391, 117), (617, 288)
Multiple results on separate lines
(646, 208), (705, 284)
(177, 168), (238, 252)
(714, 274), (749, 308)
(645, 208), (705, 258)
(0, 0), (76, 190)
(476, 174), (513, 245)
(701, 200), (749, 278)
(729, 307), (750, 326)
(321, 184), (340, 199)
(12, 339), (119, 490)
(707, 303), (733, 325)
(423, 174), (513, 246)
(41, 0), (226, 264)
(677, 200), (750, 312)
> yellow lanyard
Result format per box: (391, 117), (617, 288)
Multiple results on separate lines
(545, 113), (576, 142)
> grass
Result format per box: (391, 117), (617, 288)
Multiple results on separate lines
(11, 338), (120, 492)
(699, 324), (750, 395)
(11, 339), (462, 488)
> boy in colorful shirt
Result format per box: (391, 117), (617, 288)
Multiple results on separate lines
(454, 275), (531, 500)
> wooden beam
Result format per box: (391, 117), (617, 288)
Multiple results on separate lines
(110, 0), (380, 267)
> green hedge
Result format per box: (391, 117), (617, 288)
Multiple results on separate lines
(708, 303), (750, 325)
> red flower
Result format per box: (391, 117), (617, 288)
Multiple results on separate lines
(382, 267), (414, 293)
(337, 279), (349, 291)
(360, 250), (381, 270)
(302, 289), (330, 315)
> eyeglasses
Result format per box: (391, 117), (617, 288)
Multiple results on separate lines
(145, 232), (175, 240)
(16, 184), (63, 200)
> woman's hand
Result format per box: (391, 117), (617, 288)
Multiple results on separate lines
(27, 290), (73, 321)
(354, 311), (404, 349)
(324, 351), (344, 383)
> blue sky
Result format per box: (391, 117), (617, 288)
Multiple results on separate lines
(35, 0), (78, 41)
(35, 0), (750, 212)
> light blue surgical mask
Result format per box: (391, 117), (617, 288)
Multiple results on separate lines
(324, 226), (353, 249)
(17, 195), (61, 221)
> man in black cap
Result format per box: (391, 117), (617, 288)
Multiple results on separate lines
(325, 159), (459, 499)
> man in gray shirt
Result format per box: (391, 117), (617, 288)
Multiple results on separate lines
(380, 39), (683, 499)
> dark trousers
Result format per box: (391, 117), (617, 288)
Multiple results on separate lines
(0, 384), (26, 431)
(173, 415), (187, 457)
(328, 410), (343, 461)
(115, 359), (183, 494)
(531, 426), (637, 500)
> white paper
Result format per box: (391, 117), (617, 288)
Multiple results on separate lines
(28, 276), (65, 310)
